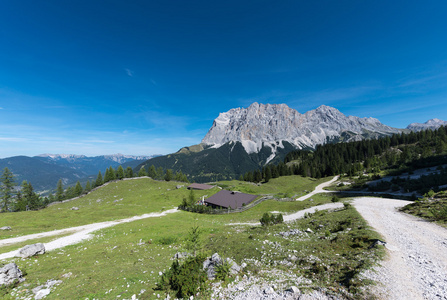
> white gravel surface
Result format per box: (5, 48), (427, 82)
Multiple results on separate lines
(228, 202), (344, 226)
(295, 176), (339, 201)
(353, 197), (447, 299)
(0, 208), (178, 260)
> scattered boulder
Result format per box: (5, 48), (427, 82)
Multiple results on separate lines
(203, 253), (223, 279)
(277, 229), (303, 237)
(176, 185), (184, 189)
(17, 243), (45, 258)
(71, 207), (79, 210)
(35, 288), (51, 299)
(264, 286), (275, 294)
(0, 226), (11, 230)
(32, 279), (62, 299)
(173, 252), (190, 260)
(45, 279), (62, 288)
(287, 286), (300, 294)
(203, 253), (241, 279)
(369, 239), (387, 249)
(288, 255), (298, 262)
(61, 272), (72, 278)
(0, 263), (24, 286)
(225, 258), (241, 275)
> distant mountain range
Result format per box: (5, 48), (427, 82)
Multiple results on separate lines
(0, 154), (157, 193)
(139, 103), (446, 182)
(406, 118), (447, 131)
(2, 103), (445, 188)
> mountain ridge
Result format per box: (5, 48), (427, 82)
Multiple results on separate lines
(0, 153), (158, 193)
(406, 118), (447, 131)
(202, 102), (404, 155)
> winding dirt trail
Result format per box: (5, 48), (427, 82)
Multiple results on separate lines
(295, 175), (339, 201)
(228, 202), (344, 226)
(353, 197), (447, 299)
(0, 208), (178, 260)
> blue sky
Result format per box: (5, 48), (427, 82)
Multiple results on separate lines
(1, 1), (446, 158)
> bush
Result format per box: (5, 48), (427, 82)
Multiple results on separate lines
(260, 212), (284, 226)
(430, 206), (447, 221)
(331, 195), (340, 202)
(157, 236), (178, 245)
(156, 254), (208, 298)
(215, 260), (232, 281)
(260, 212), (271, 226)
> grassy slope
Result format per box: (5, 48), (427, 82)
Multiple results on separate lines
(400, 190), (447, 228)
(0, 178), (214, 239)
(0, 175), (383, 299)
(0, 176), (328, 239)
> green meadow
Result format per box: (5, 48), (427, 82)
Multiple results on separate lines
(0, 175), (384, 299)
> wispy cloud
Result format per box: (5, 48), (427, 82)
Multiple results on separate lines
(0, 137), (27, 142)
(125, 68), (134, 77)
(81, 139), (115, 144)
(150, 79), (157, 86)
(297, 85), (380, 104)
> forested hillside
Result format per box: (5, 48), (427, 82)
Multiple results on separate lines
(242, 126), (447, 189)
(138, 141), (297, 183)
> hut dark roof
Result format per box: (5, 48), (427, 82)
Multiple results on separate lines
(187, 183), (214, 190)
(204, 190), (257, 209)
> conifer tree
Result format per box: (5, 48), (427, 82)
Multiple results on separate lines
(14, 190), (25, 211)
(104, 168), (110, 183)
(264, 166), (272, 182)
(22, 181), (40, 210)
(0, 167), (15, 211)
(156, 167), (164, 180)
(74, 181), (83, 196)
(138, 166), (148, 177)
(56, 179), (64, 201)
(148, 165), (156, 178)
(95, 171), (104, 187)
(164, 169), (173, 181)
(125, 166), (134, 178)
(116, 165), (124, 180)
(85, 180), (91, 192)
(108, 166), (116, 181)
(65, 186), (75, 199)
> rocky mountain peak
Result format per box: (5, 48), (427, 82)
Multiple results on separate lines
(202, 102), (402, 154)
(407, 118), (447, 131)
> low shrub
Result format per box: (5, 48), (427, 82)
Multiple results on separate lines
(156, 254), (208, 298)
(260, 212), (284, 226)
(215, 260), (232, 281)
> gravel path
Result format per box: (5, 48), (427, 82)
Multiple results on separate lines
(353, 197), (447, 299)
(295, 176), (339, 201)
(228, 202), (344, 226)
(0, 208), (178, 260)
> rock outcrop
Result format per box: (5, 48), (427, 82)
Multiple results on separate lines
(0, 263), (24, 286)
(203, 253), (241, 279)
